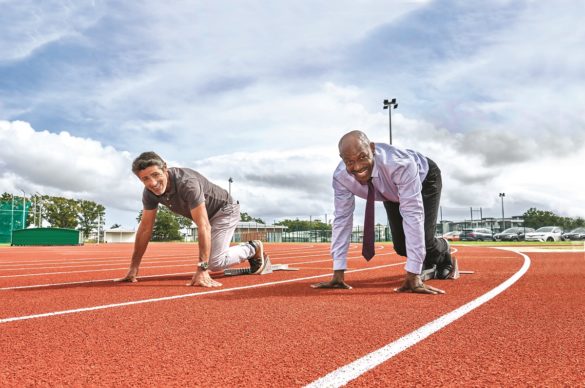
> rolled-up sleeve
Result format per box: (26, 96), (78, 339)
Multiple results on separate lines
(394, 163), (426, 274)
(330, 177), (355, 270)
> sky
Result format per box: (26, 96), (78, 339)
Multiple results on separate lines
(1, 0), (584, 229)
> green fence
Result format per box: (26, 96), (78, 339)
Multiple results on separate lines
(11, 228), (83, 246)
(282, 225), (390, 243)
(0, 200), (30, 244)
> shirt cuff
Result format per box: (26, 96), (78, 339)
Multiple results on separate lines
(404, 260), (423, 275)
(333, 258), (347, 271)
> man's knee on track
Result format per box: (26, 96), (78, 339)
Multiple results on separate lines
(208, 255), (229, 272)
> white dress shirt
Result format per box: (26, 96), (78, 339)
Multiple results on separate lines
(330, 143), (430, 274)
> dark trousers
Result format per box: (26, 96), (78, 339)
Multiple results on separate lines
(383, 158), (450, 270)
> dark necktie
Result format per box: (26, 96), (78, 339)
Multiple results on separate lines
(362, 179), (375, 260)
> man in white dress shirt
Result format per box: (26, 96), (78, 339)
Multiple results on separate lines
(312, 130), (457, 294)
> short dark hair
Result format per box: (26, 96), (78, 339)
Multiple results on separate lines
(132, 151), (167, 175)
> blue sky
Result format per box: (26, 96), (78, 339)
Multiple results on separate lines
(1, 0), (584, 228)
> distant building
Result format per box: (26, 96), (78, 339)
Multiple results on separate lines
(438, 216), (526, 234)
(103, 227), (136, 243)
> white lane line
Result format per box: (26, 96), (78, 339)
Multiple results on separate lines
(0, 263), (198, 278)
(0, 251), (340, 270)
(0, 258), (202, 272)
(0, 258), (197, 272)
(0, 252), (396, 284)
(0, 253), (192, 266)
(305, 249), (531, 388)
(0, 253), (392, 291)
(0, 263), (405, 324)
(0, 272), (195, 290)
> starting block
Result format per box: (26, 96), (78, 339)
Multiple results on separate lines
(224, 256), (299, 276)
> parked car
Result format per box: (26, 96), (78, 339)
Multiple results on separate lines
(493, 227), (535, 242)
(524, 226), (563, 242)
(442, 231), (461, 241)
(459, 228), (494, 241)
(562, 227), (585, 241)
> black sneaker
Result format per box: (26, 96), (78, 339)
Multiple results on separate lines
(436, 237), (455, 279)
(248, 240), (267, 274)
(446, 257), (460, 279)
(420, 265), (437, 281)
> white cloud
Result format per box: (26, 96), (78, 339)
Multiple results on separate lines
(1, 1), (584, 228)
(0, 1), (103, 63)
(0, 120), (141, 223)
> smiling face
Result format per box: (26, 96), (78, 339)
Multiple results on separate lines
(339, 131), (375, 185)
(137, 165), (169, 196)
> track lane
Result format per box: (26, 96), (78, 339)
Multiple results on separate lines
(341, 249), (585, 387)
(0, 244), (529, 386)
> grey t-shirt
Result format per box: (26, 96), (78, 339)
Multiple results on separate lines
(142, 167), (232, 220)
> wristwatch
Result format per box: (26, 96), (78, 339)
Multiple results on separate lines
(197, 261), (209, 271)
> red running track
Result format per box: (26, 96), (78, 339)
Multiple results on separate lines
(0, 243), (583, 386)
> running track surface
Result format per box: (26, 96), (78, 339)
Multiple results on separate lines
(1, 242), (584, 386)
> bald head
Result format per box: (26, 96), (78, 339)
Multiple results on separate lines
(338, 130), (371, 154)
(338, 130), (375, 185)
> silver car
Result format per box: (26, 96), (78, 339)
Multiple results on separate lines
(524, 226), (563, 242)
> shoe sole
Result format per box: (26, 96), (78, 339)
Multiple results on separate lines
(250, 241), (265, 274)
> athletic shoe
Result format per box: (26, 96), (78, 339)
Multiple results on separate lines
(420, 265), (437, 281)
(248, 240), (267, 274)
(436, 237), (455, 279)
(445, 257), (460, 280)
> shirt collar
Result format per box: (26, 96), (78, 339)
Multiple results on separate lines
(163, 168), (176, 196)
(371, 150), (380, 179)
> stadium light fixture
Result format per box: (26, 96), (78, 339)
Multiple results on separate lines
(383, 98), (398, 144)
(499, 193), (506, 231)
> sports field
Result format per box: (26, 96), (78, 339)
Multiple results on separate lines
(1, 242), (584, 386)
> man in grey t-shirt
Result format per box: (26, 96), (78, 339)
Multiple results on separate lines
(118, 151), (268, 287)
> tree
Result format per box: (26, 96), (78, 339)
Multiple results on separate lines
(43, 197), (79, 229)
(77, 200), (106, 239)
(137, 206), (185, 241)
(151, 206), (182, 241)
(275, 218), (331, 231)
(240, 211), (265, 224)
(522, 208), (585, 231)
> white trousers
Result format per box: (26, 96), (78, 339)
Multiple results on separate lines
(207, 202), (255, 271)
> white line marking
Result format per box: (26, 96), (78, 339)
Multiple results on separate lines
(0, 272), (195, 290)
(0, 263), (405, 324)
(0, 252), (395, 285)
(0, 263), (198, 278)
(304, 249), (531, 388)
(0, 253), (192, 266)
(0, 258), (198, 271)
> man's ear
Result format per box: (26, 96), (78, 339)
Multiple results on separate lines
(370, 142), (375, 153)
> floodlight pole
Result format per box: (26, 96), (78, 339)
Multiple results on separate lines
(383, 98), (398, 144)
(18, 188), (26, 229)
(35, 192), (42, 227)
(228, 177), (233, 197)
(10, 194), (14, 244)
(499, 193), (506, 231)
